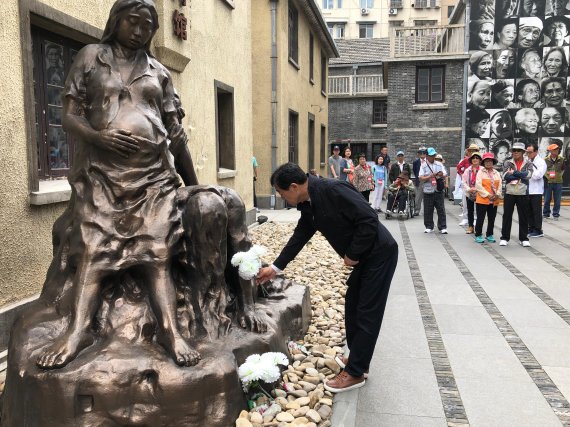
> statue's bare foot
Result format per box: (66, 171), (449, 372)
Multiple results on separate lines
(36, 330), (93, 369)
(160, 333), (201, 367)
(238, 307), (269, 333)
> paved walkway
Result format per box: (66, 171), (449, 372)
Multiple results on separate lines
(256, 202), (570, 427)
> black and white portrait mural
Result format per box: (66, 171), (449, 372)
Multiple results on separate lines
(468, 0), (570, 187)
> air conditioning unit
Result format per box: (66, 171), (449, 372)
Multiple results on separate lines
(361, 8), (369, 15)
(389, 8), (398, 15)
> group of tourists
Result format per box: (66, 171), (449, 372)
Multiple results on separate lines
(456, 141), (566, 246)
(327, 145), (425, 219)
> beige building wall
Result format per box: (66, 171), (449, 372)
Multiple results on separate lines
(0, 0), (253, 307)
(252, 0), (336, 204)
(320, 0), (455, 39)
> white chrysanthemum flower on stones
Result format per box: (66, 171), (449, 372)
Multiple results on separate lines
(260, 352), (289, 367)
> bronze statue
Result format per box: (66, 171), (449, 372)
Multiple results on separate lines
(1, 2), (310, 425)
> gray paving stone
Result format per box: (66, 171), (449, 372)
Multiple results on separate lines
(431, 304), (502, 337)
(442, 334), (530, 380)
(357, 357), (445, 419)
(515, 327), (570, 368)
(356, 411), (447, 427)
(543, 366), (570, 403)
(456, 377), (563, 427)
(491, 298), (570, 329)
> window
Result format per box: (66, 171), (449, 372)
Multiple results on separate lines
(359, 24), (374, 38)
(321, 52), (328, 94)
(327, 23), (334, 36)
(322, 0), (334, 9)
(320, 125), (326, 165)
(389, 21), (404, 27)
(414, 20), (438, 26)
(288, 1), (299, 65)
(416, 66), (445, 103)
(390, 0), (403, 7)
(447, 5), (454, 17)
(32, 26), (84, 179)
(414, 0), (438, 8)
(360, 0), (374, 8)
(338, 0), (343, 7)
(288, 111), (299, 163)
(308, 114), (315, 169)
(310, 34), (314, 82)
(334, 24), (345, 39)
(215, 81), (235, 170)
(372, 100), (387, 124)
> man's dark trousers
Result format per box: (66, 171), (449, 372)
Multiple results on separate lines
(423, 191), (447, 230)
(344, 242), (398, 378)
(527, 194), (542, 232)
(501, 193), (529, 242)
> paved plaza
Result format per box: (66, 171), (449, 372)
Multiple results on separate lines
(257, 200), (570, 427)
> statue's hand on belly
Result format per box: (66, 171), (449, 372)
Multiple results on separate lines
(97, 128), (140, 158)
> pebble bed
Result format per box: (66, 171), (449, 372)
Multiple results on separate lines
(235, 222), (349, 427)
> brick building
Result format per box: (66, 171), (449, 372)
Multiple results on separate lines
(328, 0), (468, 167)
(328, 39), (389, 160)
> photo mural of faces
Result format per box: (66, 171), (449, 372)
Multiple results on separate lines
(468, 0), (570, 180)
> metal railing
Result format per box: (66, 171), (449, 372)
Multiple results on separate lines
(328, 75), (385, 96)
(390, 24), (465, 57)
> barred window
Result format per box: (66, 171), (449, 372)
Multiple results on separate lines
(372, 100), (387, 124)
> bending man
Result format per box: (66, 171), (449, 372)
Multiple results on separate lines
(257, 163), (398, 393)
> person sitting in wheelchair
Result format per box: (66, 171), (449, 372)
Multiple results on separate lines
(386, 171), (415, 217)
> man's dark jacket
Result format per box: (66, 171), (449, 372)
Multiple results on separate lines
(274, 176), (397, 271)
(389, 162), (412, 183)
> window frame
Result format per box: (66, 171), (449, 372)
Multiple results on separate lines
(320, 125), (326, 166)
(359, 23), (374, 38)
(415, 66), (445, 104)
(322, 0), (334, 9)
(288, 1), (299, 68)
(31, 26), (85, 180)
(309, 33), (314, 83)
(214, 80), (236, 172)
(288, 110), (299, 164)
(360, 0), (374, 8)
(308, 113), (316, 170)
(372, 100), (388, 124)
(321, 51), (328, 96)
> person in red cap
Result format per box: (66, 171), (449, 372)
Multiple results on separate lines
(474, 153), (503, 243)
(543, 143), (566, 219)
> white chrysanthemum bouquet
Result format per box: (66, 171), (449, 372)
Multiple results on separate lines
(237, 351), (289, 400)
(231, 245), (267, 280)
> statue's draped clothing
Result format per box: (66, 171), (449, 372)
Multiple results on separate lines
(64, 44), (182, 271)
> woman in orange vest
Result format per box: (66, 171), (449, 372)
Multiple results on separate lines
(474, 153), (503, 243)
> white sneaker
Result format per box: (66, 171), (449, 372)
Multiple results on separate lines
(499, 240), (508, 246)
(440, 229), (448, 234)
(424, 228), (434, 233)
(385, 209), (391, 214)
(459, 219), (468, 226)
(520, 240), (531, 247)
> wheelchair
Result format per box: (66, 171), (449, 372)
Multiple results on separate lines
(385, 187), (416, 220)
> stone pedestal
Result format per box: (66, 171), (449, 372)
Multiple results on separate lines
(1, 285), (310, 427)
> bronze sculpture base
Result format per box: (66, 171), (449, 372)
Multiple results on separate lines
(1, 284), (309, 427)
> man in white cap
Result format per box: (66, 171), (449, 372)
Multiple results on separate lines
(518, 17), (543, 48)
(389, 150), (412, 183)
(500, 142), (533, 247)
(419, 147), (448, 234)
(526, 141), (547, 238)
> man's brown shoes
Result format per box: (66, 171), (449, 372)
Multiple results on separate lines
(324, 371), (366, 393)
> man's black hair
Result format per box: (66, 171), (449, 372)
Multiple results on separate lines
(525, 141), (539, 152)
(270, 163), (308, 189)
